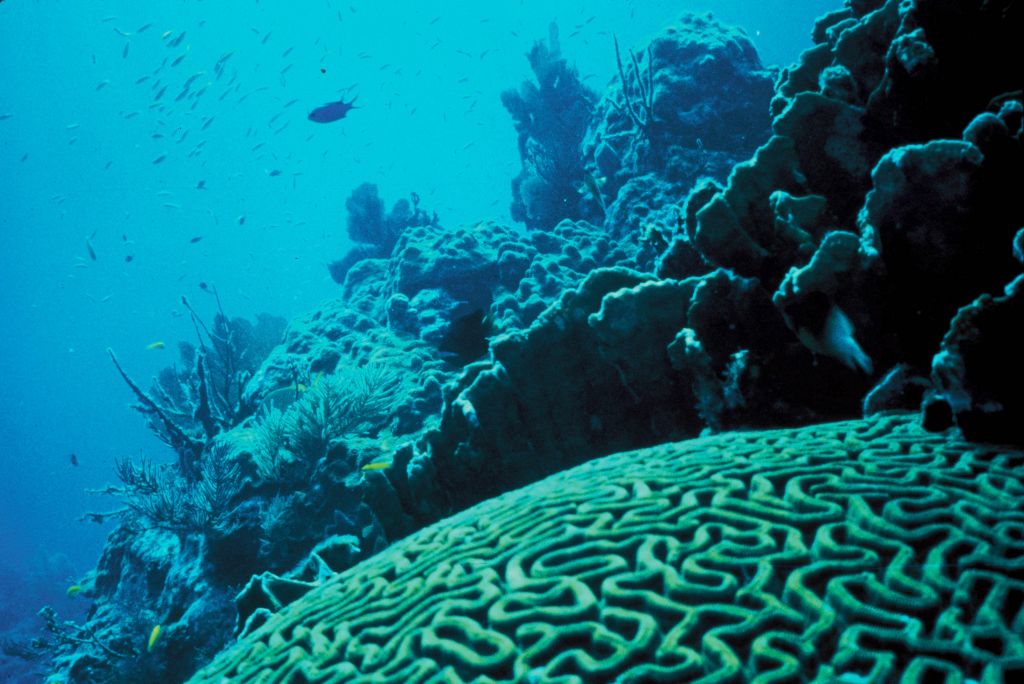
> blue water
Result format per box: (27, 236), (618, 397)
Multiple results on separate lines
(0, 0), (835, 657)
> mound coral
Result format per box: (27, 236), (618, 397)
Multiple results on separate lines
(192, 414), (1024, 683)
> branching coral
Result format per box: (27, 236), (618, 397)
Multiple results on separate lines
(250, 406), (289, 481)
(501, 22), (598, 230)
(282, 364), (403, 462)
(180, 294), (285, 428)
(107, 348), (206, 480)
(108, 303), (284, 480)
(611, 35), (655, 142)
(36, 606), (130, 660)
(110, 444), (242, 534)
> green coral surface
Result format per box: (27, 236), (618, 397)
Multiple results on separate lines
(192, 415), (1024, 683)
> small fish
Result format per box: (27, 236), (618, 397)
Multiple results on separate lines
(307, 95), (358, 123)
(147, 625), (162, 652)
(361, 461), (392, 472)
(70, 453), (79, 467)
(182, 72), (204, 90)
(196, 180), (206, 189)
(189, 236), (203, 243)
(66, 585), (83, 597)
(124, 255), (134, 263)
(237, 215), (246, 225)
(268, 169), (281, 176)
(85, 237), (97, 261)
(152, 154), (167, 164)
(577, 171), (608, 214)
(146, 341), (166, 350)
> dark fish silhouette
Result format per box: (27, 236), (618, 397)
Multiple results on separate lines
(308, 95), (358, 123)
(70, 453), (79, 467)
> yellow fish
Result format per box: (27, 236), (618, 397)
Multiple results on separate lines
(66, 585), (82, 598)
(146, 341), (166, 350)
(147, 624), (162, 652)
(360, 461), (391, 472)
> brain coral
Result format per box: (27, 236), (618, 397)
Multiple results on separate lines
(192, 414), (1024, 683)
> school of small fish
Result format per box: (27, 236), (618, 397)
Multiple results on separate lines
(2, 1), (621, 415)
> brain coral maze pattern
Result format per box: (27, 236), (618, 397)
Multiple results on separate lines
(194, 415), (1024, 683)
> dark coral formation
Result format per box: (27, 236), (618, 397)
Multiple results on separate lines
(501, 22), (598, 231)
(404, 0), (1024, 534)
(192, 415), (1024, 683)
(108, 307), (285, 476)
(327, 183), (435, 285)
(929, 275), (1024, 445)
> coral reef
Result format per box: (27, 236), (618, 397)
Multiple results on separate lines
(192, 415), (1024, 683)
(501, 22), (598, 231)
(108, 305), (285, 477)
(47, 2), (1024, 681)
(413, 264), (865, 519)
(47, 360), (409, 682)
(327, 184), (435, 285)
(582, 13), (776, 239)
(928, 275), (1024, 446)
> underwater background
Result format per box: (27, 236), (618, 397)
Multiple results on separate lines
(1, 0), (1021, 682)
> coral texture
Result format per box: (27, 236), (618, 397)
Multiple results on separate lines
(192, 415), (1024, 683)
(583, 12), (776, 226)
